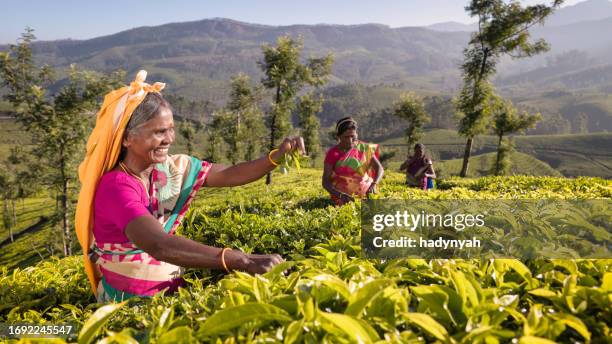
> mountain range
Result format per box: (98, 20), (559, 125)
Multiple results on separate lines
(2, 0), (612, 101)
(427, 0), (612, 31)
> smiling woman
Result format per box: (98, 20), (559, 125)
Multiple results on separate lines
(75, 71), (301, 302)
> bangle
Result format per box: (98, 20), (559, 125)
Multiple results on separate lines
(268, 149), (280, 166)
(220, 248), (231, 272)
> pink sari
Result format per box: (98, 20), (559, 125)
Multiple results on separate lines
(325, 142), (380, 205)
(92, 154), (211, 302)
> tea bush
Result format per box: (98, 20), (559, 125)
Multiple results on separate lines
(1, 169), (610, 343)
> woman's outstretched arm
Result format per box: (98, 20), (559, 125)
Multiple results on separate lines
(204, 137), (303, 187)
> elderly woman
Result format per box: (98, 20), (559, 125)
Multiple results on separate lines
(75, 71), (300, 302)
(399, 143), (436, 189)
(322, 117), (384, 205)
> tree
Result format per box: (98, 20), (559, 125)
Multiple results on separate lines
(424, 95), (456, 130)
(491, 97), (541, 175)
(456, 0), (563, 177)
(0, 29), (123, 256)
(259, 35), (333, 184)
(223, 74), (266, 163)
(0, 147), (39, 243)
(178, 120), (197, 156)
(0, 166), (16, 243)
(573, 112), (588, 134)
(393, 93), (430, 149)
(296, 93), (323, 166)
(205, 112), (225, 163)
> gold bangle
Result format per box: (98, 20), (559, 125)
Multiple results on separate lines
(220, 248), (231, 273)
(268, 149), (280, 166)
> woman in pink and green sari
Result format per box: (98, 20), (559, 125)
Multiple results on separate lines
(76, 71), (302, 302)
(322, 117), (384, 205)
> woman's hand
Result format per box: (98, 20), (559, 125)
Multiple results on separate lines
(242, 253), (285, 274)
(366, 182), (377, 195)
(271, 137), (306, 162)
(337, 191), (354, 204)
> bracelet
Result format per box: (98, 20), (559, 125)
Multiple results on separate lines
(268, 149), (280, 166)
(220, 247), (231, 272)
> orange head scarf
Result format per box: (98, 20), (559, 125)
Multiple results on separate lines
(75, 70), (165, 295)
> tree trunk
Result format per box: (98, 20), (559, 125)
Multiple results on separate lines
(59, 149), (71, 256)
(459, 137), (474, 177)
(461, 49), (491, 179)
(4, 201), (14, 243)
(494, 134), (503, 176)
(62, 179), (71, 256)
(11, 200), (16, 242)
(266, 86), (281, 185)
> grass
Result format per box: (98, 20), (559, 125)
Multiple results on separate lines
(0, 195), (54, 241)
(0, 194), (56, 269)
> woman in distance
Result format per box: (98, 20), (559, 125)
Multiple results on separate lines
(322, 117), (384, 205)
(399, 143), (436, 189)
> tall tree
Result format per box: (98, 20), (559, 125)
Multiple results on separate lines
(224, 74), (266, 163)
(393, 93), (430, 149)
(491, 97), (541, 175)
(457, 0), (563, 177)
(296, 93), (323, 166)
(259, 35), (333, 184)
(0, 29), (123, 255)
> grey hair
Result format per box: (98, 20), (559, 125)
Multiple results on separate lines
(124, 92), (171, 137)
(118, 92), (171, 162)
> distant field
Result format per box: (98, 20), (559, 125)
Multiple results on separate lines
(385, 151), (562, 178)
(0, 194), (55, 269)
(380, 129), (612, 178)
(2, 119), (610, 178)
(511, 90), (612, 133)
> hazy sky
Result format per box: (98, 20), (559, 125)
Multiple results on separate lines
(1, 0), (584, 44)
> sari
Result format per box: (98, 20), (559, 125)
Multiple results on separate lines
(76, 70), (179, 298)
(325, 141), (380, 205)
(92, 154), (211, 302)
(405, 157), (433, 189)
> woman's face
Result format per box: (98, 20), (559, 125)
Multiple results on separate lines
(123, 106), (175, 166)
(338, 128), (358, 150)
(414, 146), (424, 158)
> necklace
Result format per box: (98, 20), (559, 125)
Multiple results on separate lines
(119, 161), (149, 193)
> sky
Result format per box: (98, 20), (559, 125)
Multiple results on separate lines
(1, 0), (584, 44)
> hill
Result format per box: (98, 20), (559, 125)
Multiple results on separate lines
(14, 19), (469, 100)
(425, 0), (612, 31)
(546, 0), (612, 26)
(1, 1), (611, 99)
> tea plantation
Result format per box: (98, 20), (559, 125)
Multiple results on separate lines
(1, 170), (610, 343)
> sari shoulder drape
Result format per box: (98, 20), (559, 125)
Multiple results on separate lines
(94, 154), (211, 301)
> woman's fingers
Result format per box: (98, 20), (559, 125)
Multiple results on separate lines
(279, 136), (306, 155)
(295, 137), (306, 155)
